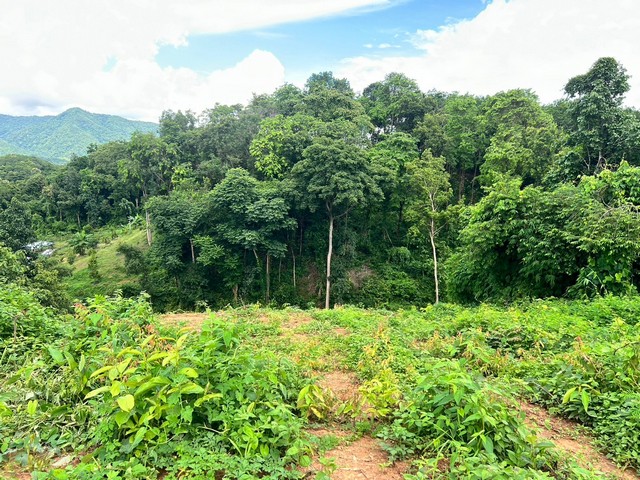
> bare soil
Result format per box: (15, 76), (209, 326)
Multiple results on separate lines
(521, 402), (639, 479)
(306, 436), (408, 479)
(159, 312), (208, 330)
(317, 370), (360, 404)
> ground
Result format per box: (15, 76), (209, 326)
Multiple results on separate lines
(159, 311), (640, 480)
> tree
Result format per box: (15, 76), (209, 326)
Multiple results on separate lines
(564, 57), (638, 172)
(442, 95), (487, 201)
(121, 133), (178, 244)
(209, 169), (295, 303)
(481, 90), (564, 187)
(292, 137), (381, 308)
(367, 132), (419, 238)
(250, 114), (320, 179)
(361, 72), (427, 138)
(406, 151), (452, 303)
(0, 198), (35, 251)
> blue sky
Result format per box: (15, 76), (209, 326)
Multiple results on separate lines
(156, 1), (485, 81)
(1, 0), (639, 121)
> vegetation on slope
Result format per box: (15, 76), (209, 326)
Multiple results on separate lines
(0, 108), (157, 162)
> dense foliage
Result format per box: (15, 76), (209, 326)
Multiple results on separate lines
(3, 58), (640, 310)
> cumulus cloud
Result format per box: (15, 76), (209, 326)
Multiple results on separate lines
(0, 0), (390, 120)
(337, 0), (640, 106)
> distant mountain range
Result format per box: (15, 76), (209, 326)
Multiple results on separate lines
(0, 108), (157, 163)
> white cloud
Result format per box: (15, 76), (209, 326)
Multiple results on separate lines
(0, 0), (390, 121)
(337, 0), (640, 106)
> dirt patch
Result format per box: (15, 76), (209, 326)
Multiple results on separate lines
(333, 327), (350, 337)
(284, 312), (314, 329)
(521, 402), (639, 479)
(318, 371), (360, 404)
(306, 427), (351, 439)
(306, 436), (407, 479)
(159, 312), (209, 331)
(0, 468), (31, 480)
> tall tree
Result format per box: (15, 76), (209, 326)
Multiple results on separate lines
(564, 57), (638, 172)
(406, 151), (452, 303)
(292, 137), (381, 308)
(209, 168), (295, 303)
(481, 90), (565, 186)
(361, 72), (427, 138)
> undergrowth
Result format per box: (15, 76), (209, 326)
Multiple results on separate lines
(1, 293), (639, 478)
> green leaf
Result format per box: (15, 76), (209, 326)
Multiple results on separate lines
(117, 394), (135, 412)
(85, 385), (111, 399)
(180, 406), (193, 423)
(581, 390), (590, 412)
(194, 392), (222, 407)
(90, 365), (113, 379)
(134, 377), (171, 397)
(26, 399), (38, 415)
(482, 436), (494, 456)
(260, 444), (270, 457)
(147, 352), (170, 362)
(178, 367), (198, 378)
(179, 382), (204, 395)
(114, 410), (130, 427)
(117, 358), (132, 374)
(110, 382), (122, 397)
(47, 347), (65, 364)
(132, 426), (147, 447)
(562, 387), (577, 404)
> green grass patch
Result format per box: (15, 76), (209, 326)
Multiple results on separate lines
(59, 228), (147, 300)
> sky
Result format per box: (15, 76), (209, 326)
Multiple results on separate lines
(0, 0), (639, 122)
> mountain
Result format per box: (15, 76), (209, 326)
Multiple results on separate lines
(0, 108), (157, 163)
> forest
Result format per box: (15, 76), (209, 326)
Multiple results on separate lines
(1, 57), (640, 479)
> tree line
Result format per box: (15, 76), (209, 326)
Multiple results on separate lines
(2, 57), (640, 310)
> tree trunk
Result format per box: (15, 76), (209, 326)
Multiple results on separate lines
(145, 210), (153, 246)
(232, 284), (239, 303)
(252, 249), (265, 302)
(299, 220), (304, 257)
(430, 217), (439, 304)
(76, 211), (81, 228)
(325, 211), (334, 309)
(265, 253), (271, 304)
(458, 168), (465, 202)
(470, 161), (479, 204)
(190, 238), (195, 263)
(291, 246), (297, 289)
(396, 201), (404, 236)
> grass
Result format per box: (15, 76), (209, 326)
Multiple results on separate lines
(55, 227), (148, 300)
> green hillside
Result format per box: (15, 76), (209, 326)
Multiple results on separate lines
(0, 154), (57, 181)
(0, 107), (157, 162)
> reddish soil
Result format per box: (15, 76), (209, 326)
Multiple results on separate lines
(306, 436), (408, 479)
(317, 370), (360, 404)
(521, 402), (639, 479)
(159, 312), (208, 330)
